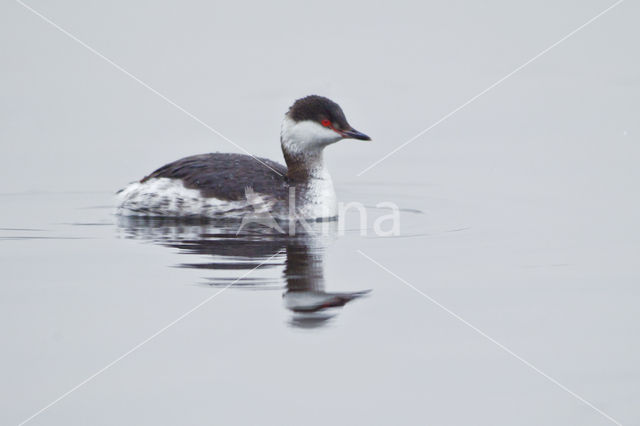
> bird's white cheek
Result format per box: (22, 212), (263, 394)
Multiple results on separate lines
(281, 118), (341, 150)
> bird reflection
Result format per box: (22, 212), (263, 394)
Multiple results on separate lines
(117, 217), (369, 328)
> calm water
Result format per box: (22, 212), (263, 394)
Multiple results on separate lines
(2, 182), (638, 425)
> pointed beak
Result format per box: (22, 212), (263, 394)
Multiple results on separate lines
(340, 127), (371, 141)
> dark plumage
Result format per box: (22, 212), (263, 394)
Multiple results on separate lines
(140, 153), (288, 201)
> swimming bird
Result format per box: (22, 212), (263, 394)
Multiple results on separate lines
(117, 95), (370, 220)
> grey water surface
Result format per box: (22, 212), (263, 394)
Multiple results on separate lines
(2, 0), (639, 425)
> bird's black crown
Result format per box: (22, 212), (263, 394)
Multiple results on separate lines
(287, 95), (350, 130)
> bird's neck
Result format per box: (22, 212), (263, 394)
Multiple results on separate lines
(280, 119), (337, 217)
(283, 148), (328, 182)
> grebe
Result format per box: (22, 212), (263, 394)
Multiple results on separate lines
(117, 95), (370, 220)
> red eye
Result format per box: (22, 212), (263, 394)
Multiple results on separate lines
(321, 119), (331, 127)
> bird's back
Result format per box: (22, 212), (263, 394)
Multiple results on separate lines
(117, 153), (289, 218)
